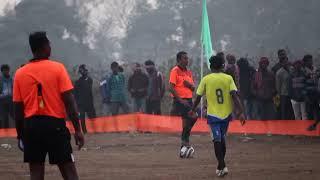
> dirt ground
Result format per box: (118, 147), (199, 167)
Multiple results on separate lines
(0, 132), (319, 180)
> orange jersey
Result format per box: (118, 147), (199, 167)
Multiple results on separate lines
(169, 66), (194, 98)
(13, 59), (73, 119)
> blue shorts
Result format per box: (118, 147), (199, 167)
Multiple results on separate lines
(208, 115), (231, 142)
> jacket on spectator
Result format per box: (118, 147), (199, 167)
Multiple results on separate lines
(237, 60), (256, 99)
(302, 67), (318, 102)
(225, 64), (240, 88)
(290, 70), (306, 102)
(147, 70), (165, 101)
(276, 67), (291, 96)
(74, 76), (94, 111)
(106, 73), (127, 103)
(128, 71), (149, 98)
(0, 76), (13, 99)
(251, 69), (276, 100)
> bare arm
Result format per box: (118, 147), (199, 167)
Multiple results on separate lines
(62, 90), (81, 132)
(62, 90), (84, 149)
(191, 95), (202, 112)
(13, 102), (24, 139)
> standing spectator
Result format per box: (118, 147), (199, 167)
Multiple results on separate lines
(145, 60), (165, 115)
(100, 73), (110, 115)
(0, 64), (13, 128)
(225, 54), (240, 88)
(301, 55), (320, 130)
(276, 56), (295, 120)
(309, 68), (320, 130)
(74, 64), (96, 134)
(272, 49), (288, 74)
(128, 63), (149, 112)
(251, 57), (276, 120)
(106, 62), (129, 116)
(169, 51), (197, 155)
(290, 60), (307, 120)
(237, 58), (256, 119)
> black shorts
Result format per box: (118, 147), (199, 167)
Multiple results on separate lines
(23, 116), (74, 164)
(173, 98), (193, 119)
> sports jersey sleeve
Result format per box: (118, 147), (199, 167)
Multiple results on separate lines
(58, 64), (74, 93)
(13, 73), (22, 102)
(169, 68), (177, 85)
(196, 78), (206, 96)
(229, 76), (237, 92)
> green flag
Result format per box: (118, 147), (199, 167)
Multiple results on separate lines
(201, 0), (214, 68)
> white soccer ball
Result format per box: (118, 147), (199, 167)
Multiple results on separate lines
(180, 146), (195, 158)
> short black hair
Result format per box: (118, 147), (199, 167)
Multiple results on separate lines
(277, 49), (286, 55)
(1, 64), (10, 72)
(303, 54), (313, 62)
(209, 55), (224, 70)
(111, 61), (119, 68)
(145, 60), (155, 66)
(29, 31), (49, 53)
(176, 51), (187, 62)
(216, 52), (224, 58)
(79, 64), (86, 70)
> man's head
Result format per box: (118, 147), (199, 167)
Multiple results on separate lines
(176, 51), (189, 68)
(303, 54), (313, 69)
(78, 64), (88, 77)
(226, 54), (236, 65)
(145, 60), (155, 74)
(216, 52), (225, 60)
(259, 57), (269, 71)
(111, 61), (119, 74)
(29, 31), (51, 58)
(209, 55), (225, 71)
(237, 58), (249, 69)
(134, 63), (142, 73)
(277, 49), (287, 62)
(1, 64), (10, 78)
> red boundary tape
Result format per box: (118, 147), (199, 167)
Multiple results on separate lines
(1, 113), (319, 138)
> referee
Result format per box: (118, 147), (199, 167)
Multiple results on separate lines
(13, 32), (84, 180)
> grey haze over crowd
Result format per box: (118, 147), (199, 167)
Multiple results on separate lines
(0, 0), (320, 69)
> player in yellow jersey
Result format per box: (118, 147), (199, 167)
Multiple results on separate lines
(190, 55), (246, 177)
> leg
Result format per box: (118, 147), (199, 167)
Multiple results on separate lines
(120, 102), (130, 114)
(291, 100), (302, 120)
(145, 99), (152, 114)
(87, 108), (96, 119)
(29, 163), (45, 180)
(133, 98), (139, 112)
(110, 102), (120, 116)
(58, 162), (79, 180)
(209, 123), (225, 170)
(300, 101), (308, 120)
(153, 100), (161, 115)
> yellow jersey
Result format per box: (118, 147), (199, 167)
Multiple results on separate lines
(196, 73), (237, 119)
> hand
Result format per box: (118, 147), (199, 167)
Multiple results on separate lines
(18, 139), (24, 152)
(188, 110), (198, 119)
(238, 113), (246, 126)
(183, 80), (194, 89)
(74, 131), (85, 150)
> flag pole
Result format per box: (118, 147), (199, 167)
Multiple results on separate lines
(200, 42), (204, 119)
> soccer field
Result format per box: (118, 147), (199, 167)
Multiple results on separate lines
(0, 133), (319, 180)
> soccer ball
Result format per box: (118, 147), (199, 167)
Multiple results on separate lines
(180, 146), (195, 158)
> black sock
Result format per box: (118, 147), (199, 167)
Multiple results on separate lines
(221, 139), (226, 159)
(214, 141), (225, 170)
